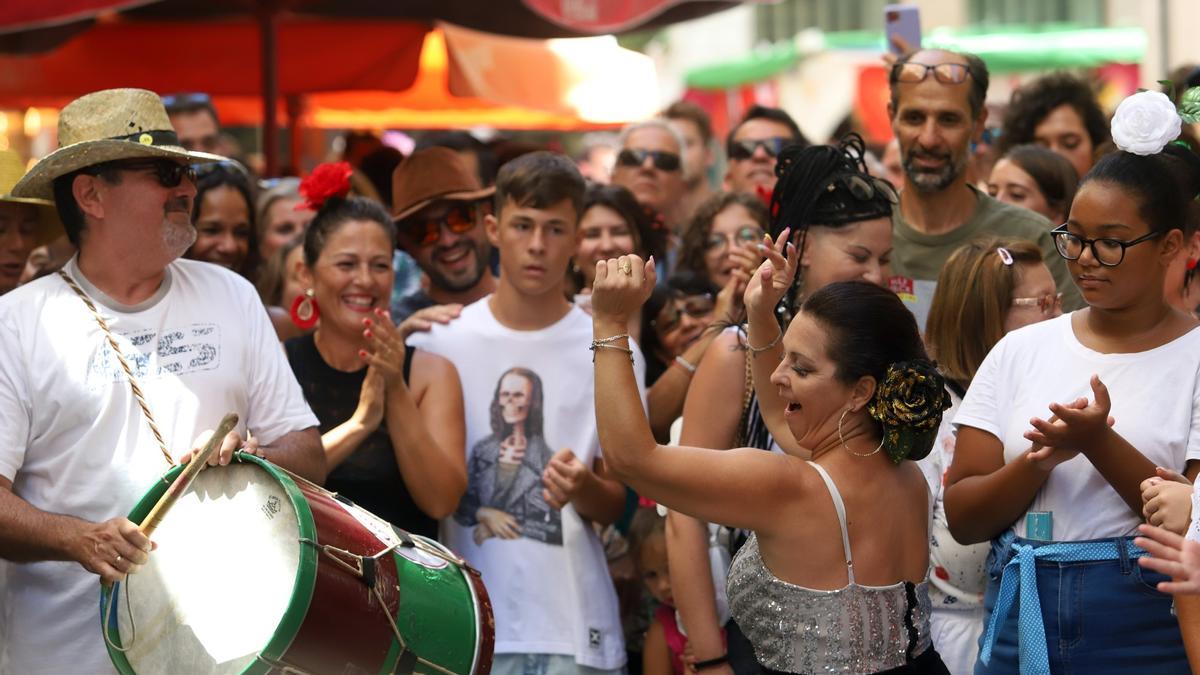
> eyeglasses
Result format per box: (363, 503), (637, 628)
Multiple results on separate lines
(1050, 224), (1163, 267)
(400, 203), (479, 247)
(86, 159), (197, 188)
(727, 137), (790, 161)
(653, 293), (716, 333)
(1011, 292), (1062, 316)
(890, 62), (973, 85)
(822, 173), (899, 205)
(706, 226), (765, 252)
(616, 148), (682, 172)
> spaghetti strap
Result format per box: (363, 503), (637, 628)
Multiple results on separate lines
(807, 461), (855, 584)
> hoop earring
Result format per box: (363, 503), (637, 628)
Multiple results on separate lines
(290, 289), (320, 329)
(838, 409), (883, 458)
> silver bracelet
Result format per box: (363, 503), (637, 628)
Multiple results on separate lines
(674, 355), (697, 374)
(590, 335), (634, 363)
(746, 328), (782, 356)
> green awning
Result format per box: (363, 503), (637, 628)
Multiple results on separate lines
(684, 25), (1147, 90)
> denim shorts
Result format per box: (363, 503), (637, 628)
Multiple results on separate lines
(973, 534), (1187, 674)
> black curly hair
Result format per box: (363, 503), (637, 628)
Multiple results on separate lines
(997, 73), (1111, 156)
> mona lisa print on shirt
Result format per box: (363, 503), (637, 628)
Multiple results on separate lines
(455, 367), (563, 546)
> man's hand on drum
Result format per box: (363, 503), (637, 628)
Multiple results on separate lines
(361, 308), (410, 393)
(542, 448), (591, 510)
(76, 517), (154, 585)
(182, 428), (264, 467)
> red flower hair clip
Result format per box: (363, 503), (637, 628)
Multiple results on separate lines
(299, 161), (353, 211)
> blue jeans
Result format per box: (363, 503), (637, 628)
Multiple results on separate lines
(974, 533), (1187, 674)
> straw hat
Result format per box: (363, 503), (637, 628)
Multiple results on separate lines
(12, 88), (227, 201)
(391, 147), (494, 222)
(0, 150), (62, 246)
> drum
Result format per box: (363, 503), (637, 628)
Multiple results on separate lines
(101, 454), (494, 675)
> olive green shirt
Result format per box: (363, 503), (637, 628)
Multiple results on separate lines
(889, 185), (1083, 328)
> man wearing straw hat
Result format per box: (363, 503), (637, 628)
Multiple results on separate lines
(0, 89), (324, 675)
(0, 149), (62, 295)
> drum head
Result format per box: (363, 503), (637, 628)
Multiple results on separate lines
(106, 461), (312, 675)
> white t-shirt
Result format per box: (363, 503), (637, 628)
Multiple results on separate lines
(409, 298), (643, 669)
(955, 312), (1200, 541)
(0, 258), (318, 675)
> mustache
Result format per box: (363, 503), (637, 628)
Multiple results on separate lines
(434, 241), (473, 257)
(164, 197), (192, 213)
(905, 148), (952, 163)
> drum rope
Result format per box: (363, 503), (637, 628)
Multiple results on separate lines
(297, 537), (465, 675)
(101, 577), (136, 652)
(58, 270), (174, 467)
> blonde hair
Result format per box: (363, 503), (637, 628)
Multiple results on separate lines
(925, 237), (1043, 389)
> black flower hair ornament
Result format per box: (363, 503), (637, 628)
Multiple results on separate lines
(867, 360), (951, 464)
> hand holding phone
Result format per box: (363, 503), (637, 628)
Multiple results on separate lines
(884, 4), (921, 56)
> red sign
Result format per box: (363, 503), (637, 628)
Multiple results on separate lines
(522, 0), (693, 33)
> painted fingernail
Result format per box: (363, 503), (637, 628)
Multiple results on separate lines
(358, 350), (368, 358)
(364, 329), (373, 338)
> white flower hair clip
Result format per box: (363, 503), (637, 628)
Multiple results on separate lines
(1111, 90), (1182, 156)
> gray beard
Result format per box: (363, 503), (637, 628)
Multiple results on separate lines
(902, 155), (968, 194)
(163, 220), (197, 260)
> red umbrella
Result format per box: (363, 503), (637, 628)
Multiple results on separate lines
(0, 0), (744, 174)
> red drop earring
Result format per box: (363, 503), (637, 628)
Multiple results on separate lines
(290, 289), (319, 329)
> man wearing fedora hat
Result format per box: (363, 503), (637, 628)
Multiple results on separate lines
(391, 147), (498, 321)
(0, 88), (324, 675)
(0, 150), (63, 295)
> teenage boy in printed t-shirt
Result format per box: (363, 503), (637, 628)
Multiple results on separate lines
(409, 151), (643, 675)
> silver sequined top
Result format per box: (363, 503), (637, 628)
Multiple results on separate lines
(726, 463), (933, 674)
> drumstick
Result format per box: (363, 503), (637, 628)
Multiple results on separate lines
(138, 412), (239, 537)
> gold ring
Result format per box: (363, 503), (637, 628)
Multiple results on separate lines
(115, 554), (123, 564)
(619, 260), (632, 275)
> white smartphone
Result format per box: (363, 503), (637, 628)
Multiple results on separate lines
(884, 4), (921, 56)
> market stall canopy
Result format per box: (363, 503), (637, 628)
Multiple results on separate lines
(0, 0), (742, 40)
(0, 22), (658, 129)
(0, 0), (736, 173)
(684, 25), (1149, 90)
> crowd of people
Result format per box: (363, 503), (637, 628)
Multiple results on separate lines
(4, 43), (1200, 675)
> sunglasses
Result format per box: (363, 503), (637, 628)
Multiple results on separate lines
(653, 293), (716, 333)
(1011, 292), (1063, 316)
(822, 173), (899, 204)
(161, 92), (213, 113)
(193, 159), (251, 180)
(891, 62), (973, 85)
(86, 159), (198, 188)
(706, 226), (765, 252)
(616, 148), (682, 172)
(400, 203), (479, 247)
(727, 137), (790, 161)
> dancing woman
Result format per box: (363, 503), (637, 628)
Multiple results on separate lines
(590, 243), (951, 673)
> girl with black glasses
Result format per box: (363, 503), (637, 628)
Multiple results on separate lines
(946, 99), (1200, 673)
